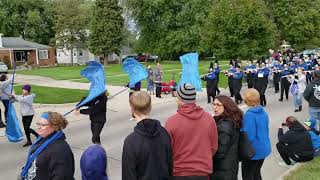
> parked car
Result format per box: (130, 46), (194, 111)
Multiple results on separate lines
(0, 62), (8, 74)
(121, 56), (138, 63)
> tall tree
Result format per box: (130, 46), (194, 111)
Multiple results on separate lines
(89, 0), (124, 65)
(0, 0), (55, 45)
(54, 0), (90, 65)
(264, 0), (320, 51)
(202, 0), (277, 60)
(127, 0), (212, 59)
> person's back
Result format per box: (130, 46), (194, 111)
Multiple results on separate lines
(304, 71), (320, 108)
(165, 83), (218, 178)
(122, 91), (172, 180)
(123, 119), (172, 180)
(243, 106), (271, 160)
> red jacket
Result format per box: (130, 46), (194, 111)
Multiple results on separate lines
(165, 103), (218, 176)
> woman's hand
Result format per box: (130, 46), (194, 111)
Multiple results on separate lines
(74, 110), (81, 116)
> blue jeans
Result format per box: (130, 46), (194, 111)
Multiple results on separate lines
(293, 93), (302, 109)
(309, 107), (320, 131)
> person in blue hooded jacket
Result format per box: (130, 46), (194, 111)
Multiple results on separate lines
(80, 144), (108, 180)
(241, 88), (271, 180)
(303, 119), (320, 156)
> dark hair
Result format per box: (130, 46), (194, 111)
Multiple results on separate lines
(0, 74), (6, 82)
(214, 95), (243, 128)
(209, 62), (214, 69)
(285, 116), (298, 128)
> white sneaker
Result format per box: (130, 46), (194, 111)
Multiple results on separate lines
(278, 161), (293, 168)
(129, 117), (135, 121)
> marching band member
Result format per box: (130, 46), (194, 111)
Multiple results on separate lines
(254, 63), (269, 106)
(226, 65), (236, 97)
(202, 65), (219, 104)
(272, 61), (283, 93)
(214, 62), (221, 95)
(233, 66), (243, 105)
(279, 64), (291, 102)
(244, 60), (256, 88)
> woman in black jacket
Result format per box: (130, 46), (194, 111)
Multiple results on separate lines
(210, 95), (243, 180)
(277, 116), (314, 167)
(20, 112), (74, 180)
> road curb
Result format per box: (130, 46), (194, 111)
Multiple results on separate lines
(276, 163), (304, 180)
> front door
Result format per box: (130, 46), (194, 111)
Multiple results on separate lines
(14, 51), (26, 63)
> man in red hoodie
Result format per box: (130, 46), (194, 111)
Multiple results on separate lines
(165, 83), (218, 180)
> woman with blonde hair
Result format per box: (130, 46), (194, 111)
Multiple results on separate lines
(241, 88), (271, 180)
(20, 112), (74, 180)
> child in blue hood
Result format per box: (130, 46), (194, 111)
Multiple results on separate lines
(80, 144), (108, 180)
(303, 119), (320, 156)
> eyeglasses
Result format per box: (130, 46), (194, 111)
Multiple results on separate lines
(212, 103), (223, 107)
(36, 123), (49, 127)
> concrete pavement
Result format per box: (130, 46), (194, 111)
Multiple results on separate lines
(0, 75), (312, 180)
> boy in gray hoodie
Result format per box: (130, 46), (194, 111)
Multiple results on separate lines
(13, 85), (38, 147)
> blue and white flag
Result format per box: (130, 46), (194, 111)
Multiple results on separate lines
(122, 58), (148, 87)
(76, 61), (106, 109)
(178, 52), (202, 91)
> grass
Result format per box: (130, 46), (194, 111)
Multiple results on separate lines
(284, 157), (320, 180)
(17, 61), (231, 88)
(13, 85), (88, 104)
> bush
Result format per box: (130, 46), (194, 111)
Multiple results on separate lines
(3, 56), (11, 69)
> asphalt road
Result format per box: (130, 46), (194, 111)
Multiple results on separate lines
(0, 86), (310, 180)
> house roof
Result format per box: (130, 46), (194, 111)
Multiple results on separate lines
(1, 37), (52, 49)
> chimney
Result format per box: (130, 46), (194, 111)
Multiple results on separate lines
(0, 33), (3, 48)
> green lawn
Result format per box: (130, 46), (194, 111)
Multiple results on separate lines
(17, 61), (231, 88)
(284, 158), (320, 180)
(13, 85), (88, 104)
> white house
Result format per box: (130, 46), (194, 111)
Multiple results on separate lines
(56, 46), (134, 65)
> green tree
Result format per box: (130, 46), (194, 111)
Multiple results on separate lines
(127, 0), (212, 59)
(89, 0), (124, 65)
(202, 0), (277, 60)
(264, 0), (320, 51)
(54, 0), (90, 65)
(0, 0), (55, 45)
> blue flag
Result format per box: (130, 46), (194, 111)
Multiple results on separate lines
(122, 58), (148, 87)
(6, 98), (24, 142)
(178, 52), (202, 91)
(76, 61), (106, 109)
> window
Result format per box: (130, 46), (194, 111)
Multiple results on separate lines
(79, 50), (84, 57)
(73, 50), (84, 57)
(39, 50), (48, 59)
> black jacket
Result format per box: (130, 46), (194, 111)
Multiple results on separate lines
(122, 119), (172, 180)
(304, 78), (320, 107)
(211, 118), (239, 180)
(278, 121), (314, 157)
(80, 94), (107, 122)
(28, 133), (75, 180)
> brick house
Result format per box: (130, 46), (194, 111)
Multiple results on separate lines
(0, 34), (56, 68)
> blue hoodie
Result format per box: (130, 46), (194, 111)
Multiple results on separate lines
(80, 145), (108, 180)
(309, 131), (320, 150)
(242, 106), (271, 160)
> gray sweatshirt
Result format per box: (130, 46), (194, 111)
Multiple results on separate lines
(0, 78), (13, 96)
(14, 94), (36, 116)
(154, 68), (162, 83)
